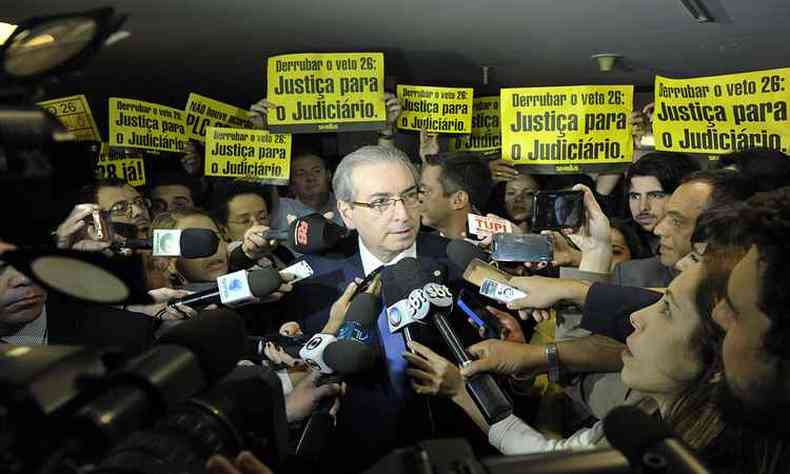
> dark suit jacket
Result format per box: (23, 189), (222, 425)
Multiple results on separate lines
(46, 291), (157, 357)
(281, 232), (476, 473)
(612, 256), (677, 289)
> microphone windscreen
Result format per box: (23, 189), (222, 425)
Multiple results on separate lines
(380, 257), (431, 306)
(323, 340), (377, 375)
(446, 239), (488, 272)
(179, 228), (220, 258)
(603, 406), (674, 464)
(157, 308), (247, 382)
(345, 292), (382, 327)
(247, 267), (283, 297)
(289, 213), (346, 254)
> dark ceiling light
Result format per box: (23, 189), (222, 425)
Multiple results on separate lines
(679, 0), (714, 23)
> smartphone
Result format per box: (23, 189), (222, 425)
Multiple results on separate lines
(81, 208), (112, 242)
(490, 233), (553, 263)
(280, 260), (314, 284)
(532, 190), (585, 231)
(462, 258), (513, 287)
(457, 289), (504, 339)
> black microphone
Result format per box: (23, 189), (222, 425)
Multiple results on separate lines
(382, 258), (513, 424)
(295, 291), (381, 460)
(603, 406), (711, 474)
(167, 267), (282, 309)
(115, 228), (219, 258)
(447, 238), (491, 271)
(71, 308), (247, 454)
(289, 213), (347, 254)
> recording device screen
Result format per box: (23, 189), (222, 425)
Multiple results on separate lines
(532, 190), (585, 231)
(456, 289), (502, 339)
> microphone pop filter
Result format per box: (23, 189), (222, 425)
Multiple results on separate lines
(446, 239), (488, 272)
(247, 267), (283, 297)
(323, 340), (377, 375)
(289, 213), (346, 254)
(380, 257), (432, 307)
(179, 228), (220, 258)
(345, 292), (382, 327)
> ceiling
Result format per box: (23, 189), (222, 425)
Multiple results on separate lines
(4, 0), (790, 120)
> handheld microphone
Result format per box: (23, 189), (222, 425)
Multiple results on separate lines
(167, 267), (282, 309)
(289, 213), (347, 254)
(114, 228), (219, 258)
(382, 258), (513, 424)
(295, 292), (381, 460)
(603, 406), (711, 474)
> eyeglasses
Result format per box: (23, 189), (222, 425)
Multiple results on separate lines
(352, 188), (422, 215)
(108, 197), (150, 217)
(150, 197), (192, 215)
(227, 212), (269, 226)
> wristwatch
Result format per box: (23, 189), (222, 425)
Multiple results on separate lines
(545, 343), (562, 384)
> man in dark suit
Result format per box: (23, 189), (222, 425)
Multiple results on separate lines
(282, 145), (472, 473)
(0, 256), (157, 354)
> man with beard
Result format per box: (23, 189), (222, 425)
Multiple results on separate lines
(623, 152), (699, 256)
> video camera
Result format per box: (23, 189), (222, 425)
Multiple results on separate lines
(0, 310), (290, 474)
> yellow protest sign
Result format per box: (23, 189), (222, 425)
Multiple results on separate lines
(396, 85), (473, 134)
(654, 68), (790, 154)
(37, 94), (100, 141)
(184, 93), (255, 142)
(449, 96), (501, 152)
(204, 127), (291, 184)
(501, 85), (633, 173)
(96, 143), (146, 186)
(109, 98), (187, 153)
(267, 52), (385, 133)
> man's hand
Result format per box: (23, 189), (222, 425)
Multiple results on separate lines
(384, 92), (402, 130)
(489, 159), (519, 182)
(488, 306), (527, 343)
(206, 452), (273, 474)
(257, 272), (294, 304)
(325, 275), (381, 334)
(242, 225), (277, 260)
(419, 130), (439, 162)
(506, 275), (586, 322)
(285, 370), (345, 423)
(55, 204), (112, 252)
(403, 341), (463, 397)
(124, 288), (199, 320)
(248, 98), (278, 130)
(462, 339), (544, 379)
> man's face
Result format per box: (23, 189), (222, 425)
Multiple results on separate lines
(174, 214), (228, 283)
(504, 175), (540, 223)
(712, 246), (778, 407)
(290, 155), (330, 203)
(224, 193), (269, 242)
(419, 164), (455, 228)
(97, 184), (151, 237)
(653, 181), (712, 267)
(621, 261), (705, 396)
(338, 161), (420, 262)
(628, 176), (669, 232)
(0, 262), (47, 331)
(150, 184), (194, 217)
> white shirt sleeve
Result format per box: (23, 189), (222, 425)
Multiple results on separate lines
(488, 414), (607, 455)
